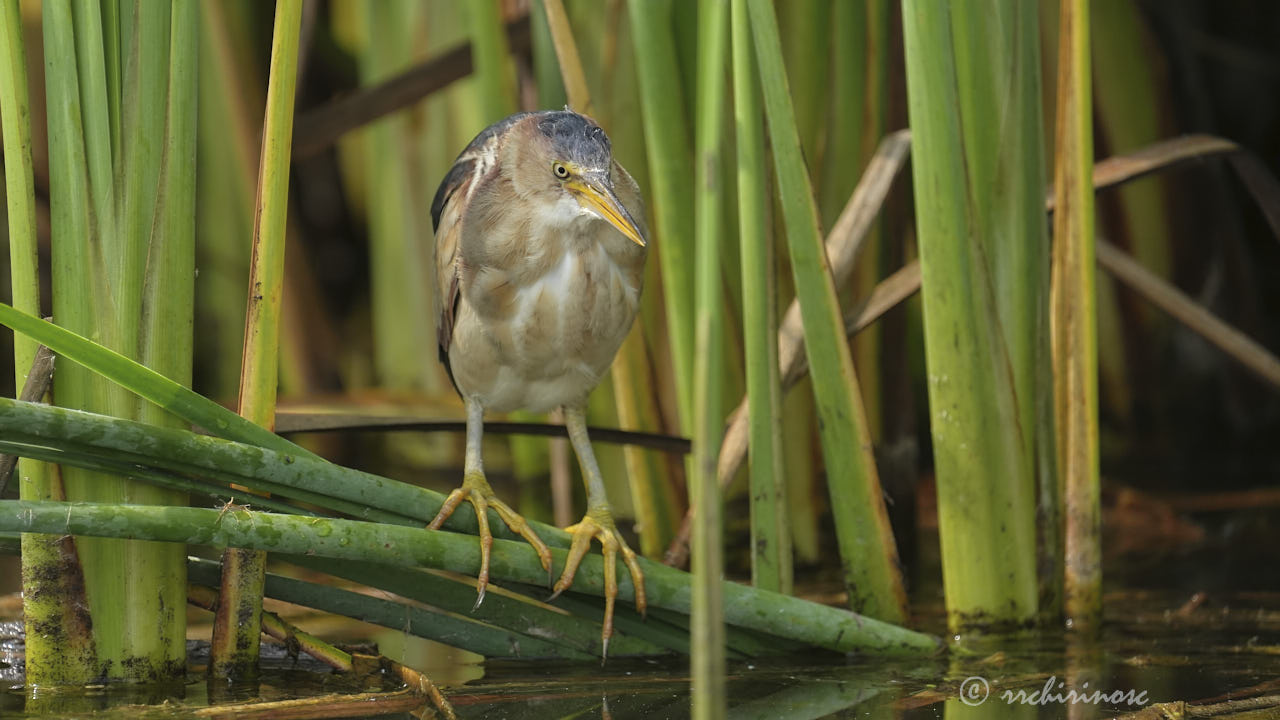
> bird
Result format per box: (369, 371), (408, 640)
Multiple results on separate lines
(428, 109), (648, 658)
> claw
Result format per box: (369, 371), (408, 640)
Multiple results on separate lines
(551, 511), (646, 661)
(427, 472), (552, 611)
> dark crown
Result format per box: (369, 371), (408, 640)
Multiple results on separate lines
(536, 111), (611, 169)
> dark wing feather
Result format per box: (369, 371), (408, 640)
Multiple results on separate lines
(432, 164), (468, 389)
(431, 112), (531, 232)
(432, 113), (531, 389)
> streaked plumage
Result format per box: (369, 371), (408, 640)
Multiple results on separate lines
(433, 112), (646, 414)
(428, 110), (648, 658)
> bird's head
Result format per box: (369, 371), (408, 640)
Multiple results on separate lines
(508, 111), (646, 247)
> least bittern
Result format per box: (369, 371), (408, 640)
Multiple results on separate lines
(429, 110), (647, 658)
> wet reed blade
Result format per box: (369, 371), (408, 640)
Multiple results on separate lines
(530, 1), (567, 110)
(1084, 0), (1154, 426)
(1, 0), (96, 686)
(211, 0), (303, 679)
(0, 496), (942, 657)
(900, 0), (1044, 633)
(539, 0), (585, 113)
(747, 0), (906, 624)
(134, 0), (199, 676)
(361, 2), (436, 393)
(825, 1), (884, 445)
(280, 555), (669, 659)
(196, 1), (258, 402)
(1052, 0), (1101, 632)
(777, 0), (828, 169)
(467, 0), (516, 123)
(731, 0), (790, 595)
(691, 0), (729, 716)
(39, 0), (195, 682)
(192, 560), (593, 662)
(628, 0), (696, 432)
(0, 396), (940, 657)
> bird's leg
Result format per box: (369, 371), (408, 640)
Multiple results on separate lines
(428, 396), (553, 609)
(550, 405), (647, 660)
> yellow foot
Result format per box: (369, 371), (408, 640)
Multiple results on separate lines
(548, 509), (646, 660)
(427, 471), (553, 610)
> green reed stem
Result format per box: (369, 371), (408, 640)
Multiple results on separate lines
(3, 0), (99, 687)
(628, 0), (696, 432)
(731, 0), (790, 595)
(467, 0), (515, 122)
(1, 499), (941, 657)
(747, 0), (906, 624)
(900, 0), (1043, 633)
(211, 0), (302, 680)
(1052, 0), (1101, 632)
(692, 1), (729, 716)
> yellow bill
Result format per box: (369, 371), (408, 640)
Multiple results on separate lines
(568, 178), (646, 247)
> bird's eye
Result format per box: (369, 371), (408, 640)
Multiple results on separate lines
(553, 162), (570, 179)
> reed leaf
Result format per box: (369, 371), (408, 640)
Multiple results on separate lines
(210, 0), (303, 680)
(746, 0), (906, 624)
(900, 0), (1044, 633)
(777, 0), (828, 169)
(0, 0), (39, 444)
(817, 2), (866, 231)
(140, 0), (197, 407)
(195, 0), (256, 402)
(0, 397), (939, 657)
(190, 559), (594, 661)
(692, 0), (730, 715)
(0, 498), (940, 657)
(467, 0), (515, 122)
(280, 555), (668, 659)
(126, 0), (198, 677)
(70, 0), (117, 253)
(1089, 0), (1170, 424)
(530, 2), (567, 110)
(1052, 0), (1101, 631)
(538, 0), (583, 113)
(115, 2), (171, 357)
(42, 0), (197, 681)
(628, 0), (696, 431)
(824, 1), (884, 446)
(731, 0), (790, 595)
(361, 1), (435, 393)
(2, 0), (96, 686)
(1091, 0), (1172, 289)
(237, 0), (300, 430)
(41, 0), (114, 681)
(0, 304), (317, 459)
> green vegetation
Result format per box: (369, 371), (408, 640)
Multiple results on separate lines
(901, 0), (1047, 633)
(0, 1), (1276, 715)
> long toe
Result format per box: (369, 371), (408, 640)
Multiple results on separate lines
(549, 512), (644, 661)
(487, 495), (554, 584)
(619, 540), (646, 618)
(426, 483), (496, 610)
(431, 478), (557, 610)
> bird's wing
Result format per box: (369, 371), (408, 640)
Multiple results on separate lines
(431, 159), (468, 363)
(431, 114), (528, 370)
